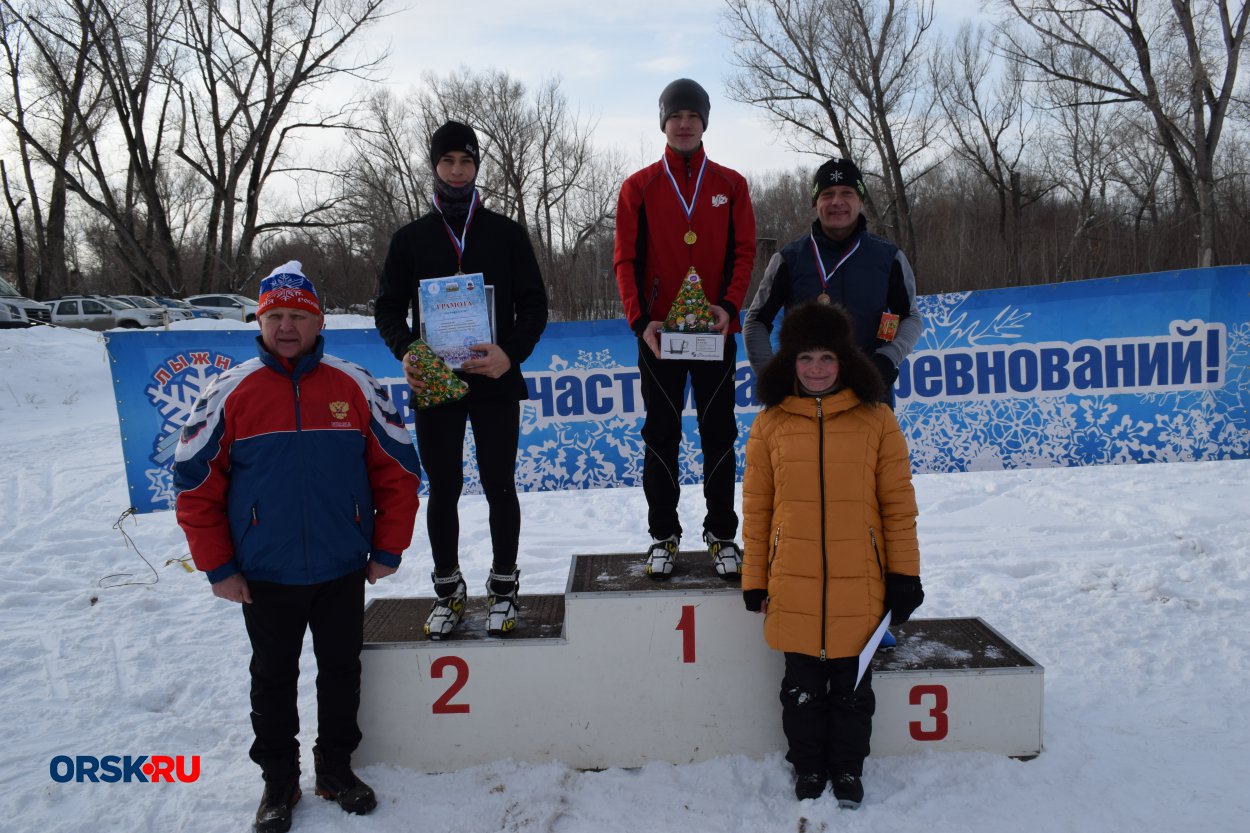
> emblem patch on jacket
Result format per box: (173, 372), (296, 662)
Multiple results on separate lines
(711, 194), (728, 207)
(329, 401), (350, 420)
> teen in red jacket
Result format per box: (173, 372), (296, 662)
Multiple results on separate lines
(613, 78), (756, 580)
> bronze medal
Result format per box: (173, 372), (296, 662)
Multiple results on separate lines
(817, 292), (831, 305)
(683, 229), (697, 245)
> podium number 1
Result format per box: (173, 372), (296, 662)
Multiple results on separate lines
(676, 605), (696, 663)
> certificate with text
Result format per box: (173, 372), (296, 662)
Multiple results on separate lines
(417, 274), (495, 369)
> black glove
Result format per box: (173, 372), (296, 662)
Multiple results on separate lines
(743, 589), (767, 612)
(884, 573), (924, 625)
(871, 352), (899, 385)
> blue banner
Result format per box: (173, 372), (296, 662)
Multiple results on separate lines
(107, 266), (1250, 513)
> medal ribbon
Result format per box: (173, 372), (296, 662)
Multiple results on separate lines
(661, 154), (708, 229)
(808, 233), (861, 294)
(433, 189), (479, 272)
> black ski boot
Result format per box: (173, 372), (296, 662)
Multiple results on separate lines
(254, 776), (301, 833)
(314, 752), (377, 816)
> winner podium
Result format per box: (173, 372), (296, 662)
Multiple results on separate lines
(357, 551), (1043, 772)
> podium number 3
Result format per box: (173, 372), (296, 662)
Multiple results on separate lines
(432, 656), (470, 714)
(909, 684), (948, 740)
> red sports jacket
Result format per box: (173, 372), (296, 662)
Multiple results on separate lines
(614, 145), (756, 335)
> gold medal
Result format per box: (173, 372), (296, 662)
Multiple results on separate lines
(817, 292), (831, 305)
(683, 229), (697, 245)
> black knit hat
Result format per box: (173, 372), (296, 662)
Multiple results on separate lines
(429, 120), (481, 169)
(811, 158), (866, 205)
(757, 301), (884, 407)
(658, 78), (711, 130)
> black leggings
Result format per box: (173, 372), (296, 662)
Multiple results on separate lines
(636, 338), (739, 541)
(415, 394), (521, 575)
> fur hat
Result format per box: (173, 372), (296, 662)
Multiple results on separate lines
(811, 158), (866, 205)
(257, 261), (321, 317)
(757, 302), (883, 407)
(658, 78), (711, 130)
(429, 120), (481, 169)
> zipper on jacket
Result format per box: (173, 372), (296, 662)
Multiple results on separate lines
(251, 506), (258, 527)
(870, 527), (884, 577)
(354, 499), (361, 525)
(769, 525), (781, 572)
(817, 396), (828, 661)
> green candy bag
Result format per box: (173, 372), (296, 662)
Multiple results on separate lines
(405, 339), (469, 409)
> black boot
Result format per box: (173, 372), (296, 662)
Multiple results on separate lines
(314, 752), (377, 815)
(831, 773), (863, 809)
(794, 770), (826, 800)
(254, 777), (301, 833)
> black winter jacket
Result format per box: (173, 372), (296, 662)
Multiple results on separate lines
(375, 205), (548, 401)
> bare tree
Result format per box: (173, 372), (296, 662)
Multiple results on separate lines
(995, 0), (1250, 267)
(1, 0), (106, 297)
(172, 0), (392, 293)
(931, 23), (1050, 279)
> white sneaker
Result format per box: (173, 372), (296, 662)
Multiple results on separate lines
(704, 532), (742, 579)
(424, 570), (467, 640)
(485, 568), (520, 636)
(645, 535), (679, 580)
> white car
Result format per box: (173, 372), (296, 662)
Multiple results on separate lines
(0, 275), (51, 327)
(184, 293), (260, 322)
(49, 295), (164, 329)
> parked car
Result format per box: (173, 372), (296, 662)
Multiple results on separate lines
(47, 296), (117, 330)
(48, 295), (164, 329)
(0, 275), (51, 327)
(184, 293), (259, 322)
(152, 296), (223, 320)
(113, 294), (180, 323)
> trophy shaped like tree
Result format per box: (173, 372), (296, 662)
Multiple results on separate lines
(663, 271), (716, 333)
(405, 339), (469, 409)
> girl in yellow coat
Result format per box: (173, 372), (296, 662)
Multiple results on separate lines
(742, 301), (924, 805)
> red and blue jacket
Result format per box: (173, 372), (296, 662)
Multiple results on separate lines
(174, 337), (422, 585)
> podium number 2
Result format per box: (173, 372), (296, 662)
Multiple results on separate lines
(432, 656), (470, 714)
(676, 605), (696, 663)
(909, 684), (948, 740)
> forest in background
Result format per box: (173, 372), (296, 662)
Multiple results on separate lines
(3, 0), (1250, 319)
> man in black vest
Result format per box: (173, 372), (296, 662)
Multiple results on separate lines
(743, 158), (923, 407)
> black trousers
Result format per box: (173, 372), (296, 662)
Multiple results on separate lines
(416, 393), (521, 575)
(780, 652), (876, 777)
(241, 569), (366, 780)
(636, 338), (739, 541)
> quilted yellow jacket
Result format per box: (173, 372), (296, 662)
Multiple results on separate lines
(742, 388), (919, 659)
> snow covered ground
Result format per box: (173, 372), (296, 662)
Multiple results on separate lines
(2, 321), (1247, 833)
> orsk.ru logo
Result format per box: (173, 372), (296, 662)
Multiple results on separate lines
(49, 754), (201, 783)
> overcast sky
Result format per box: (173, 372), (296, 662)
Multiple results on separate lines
(359, 0), (981, 178)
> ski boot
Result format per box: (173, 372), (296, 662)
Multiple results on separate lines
(703, 531), (742, 579)
(831, 773), (863, 809)
(485, 568), (520, 636)
(254, 776), (301, 833)
(313, 751), (376, 816)
(424, 569), (467, 640)
(644, 535), (679, 580)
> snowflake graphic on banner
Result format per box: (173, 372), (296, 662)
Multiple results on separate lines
(143, 352), (233, 508)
